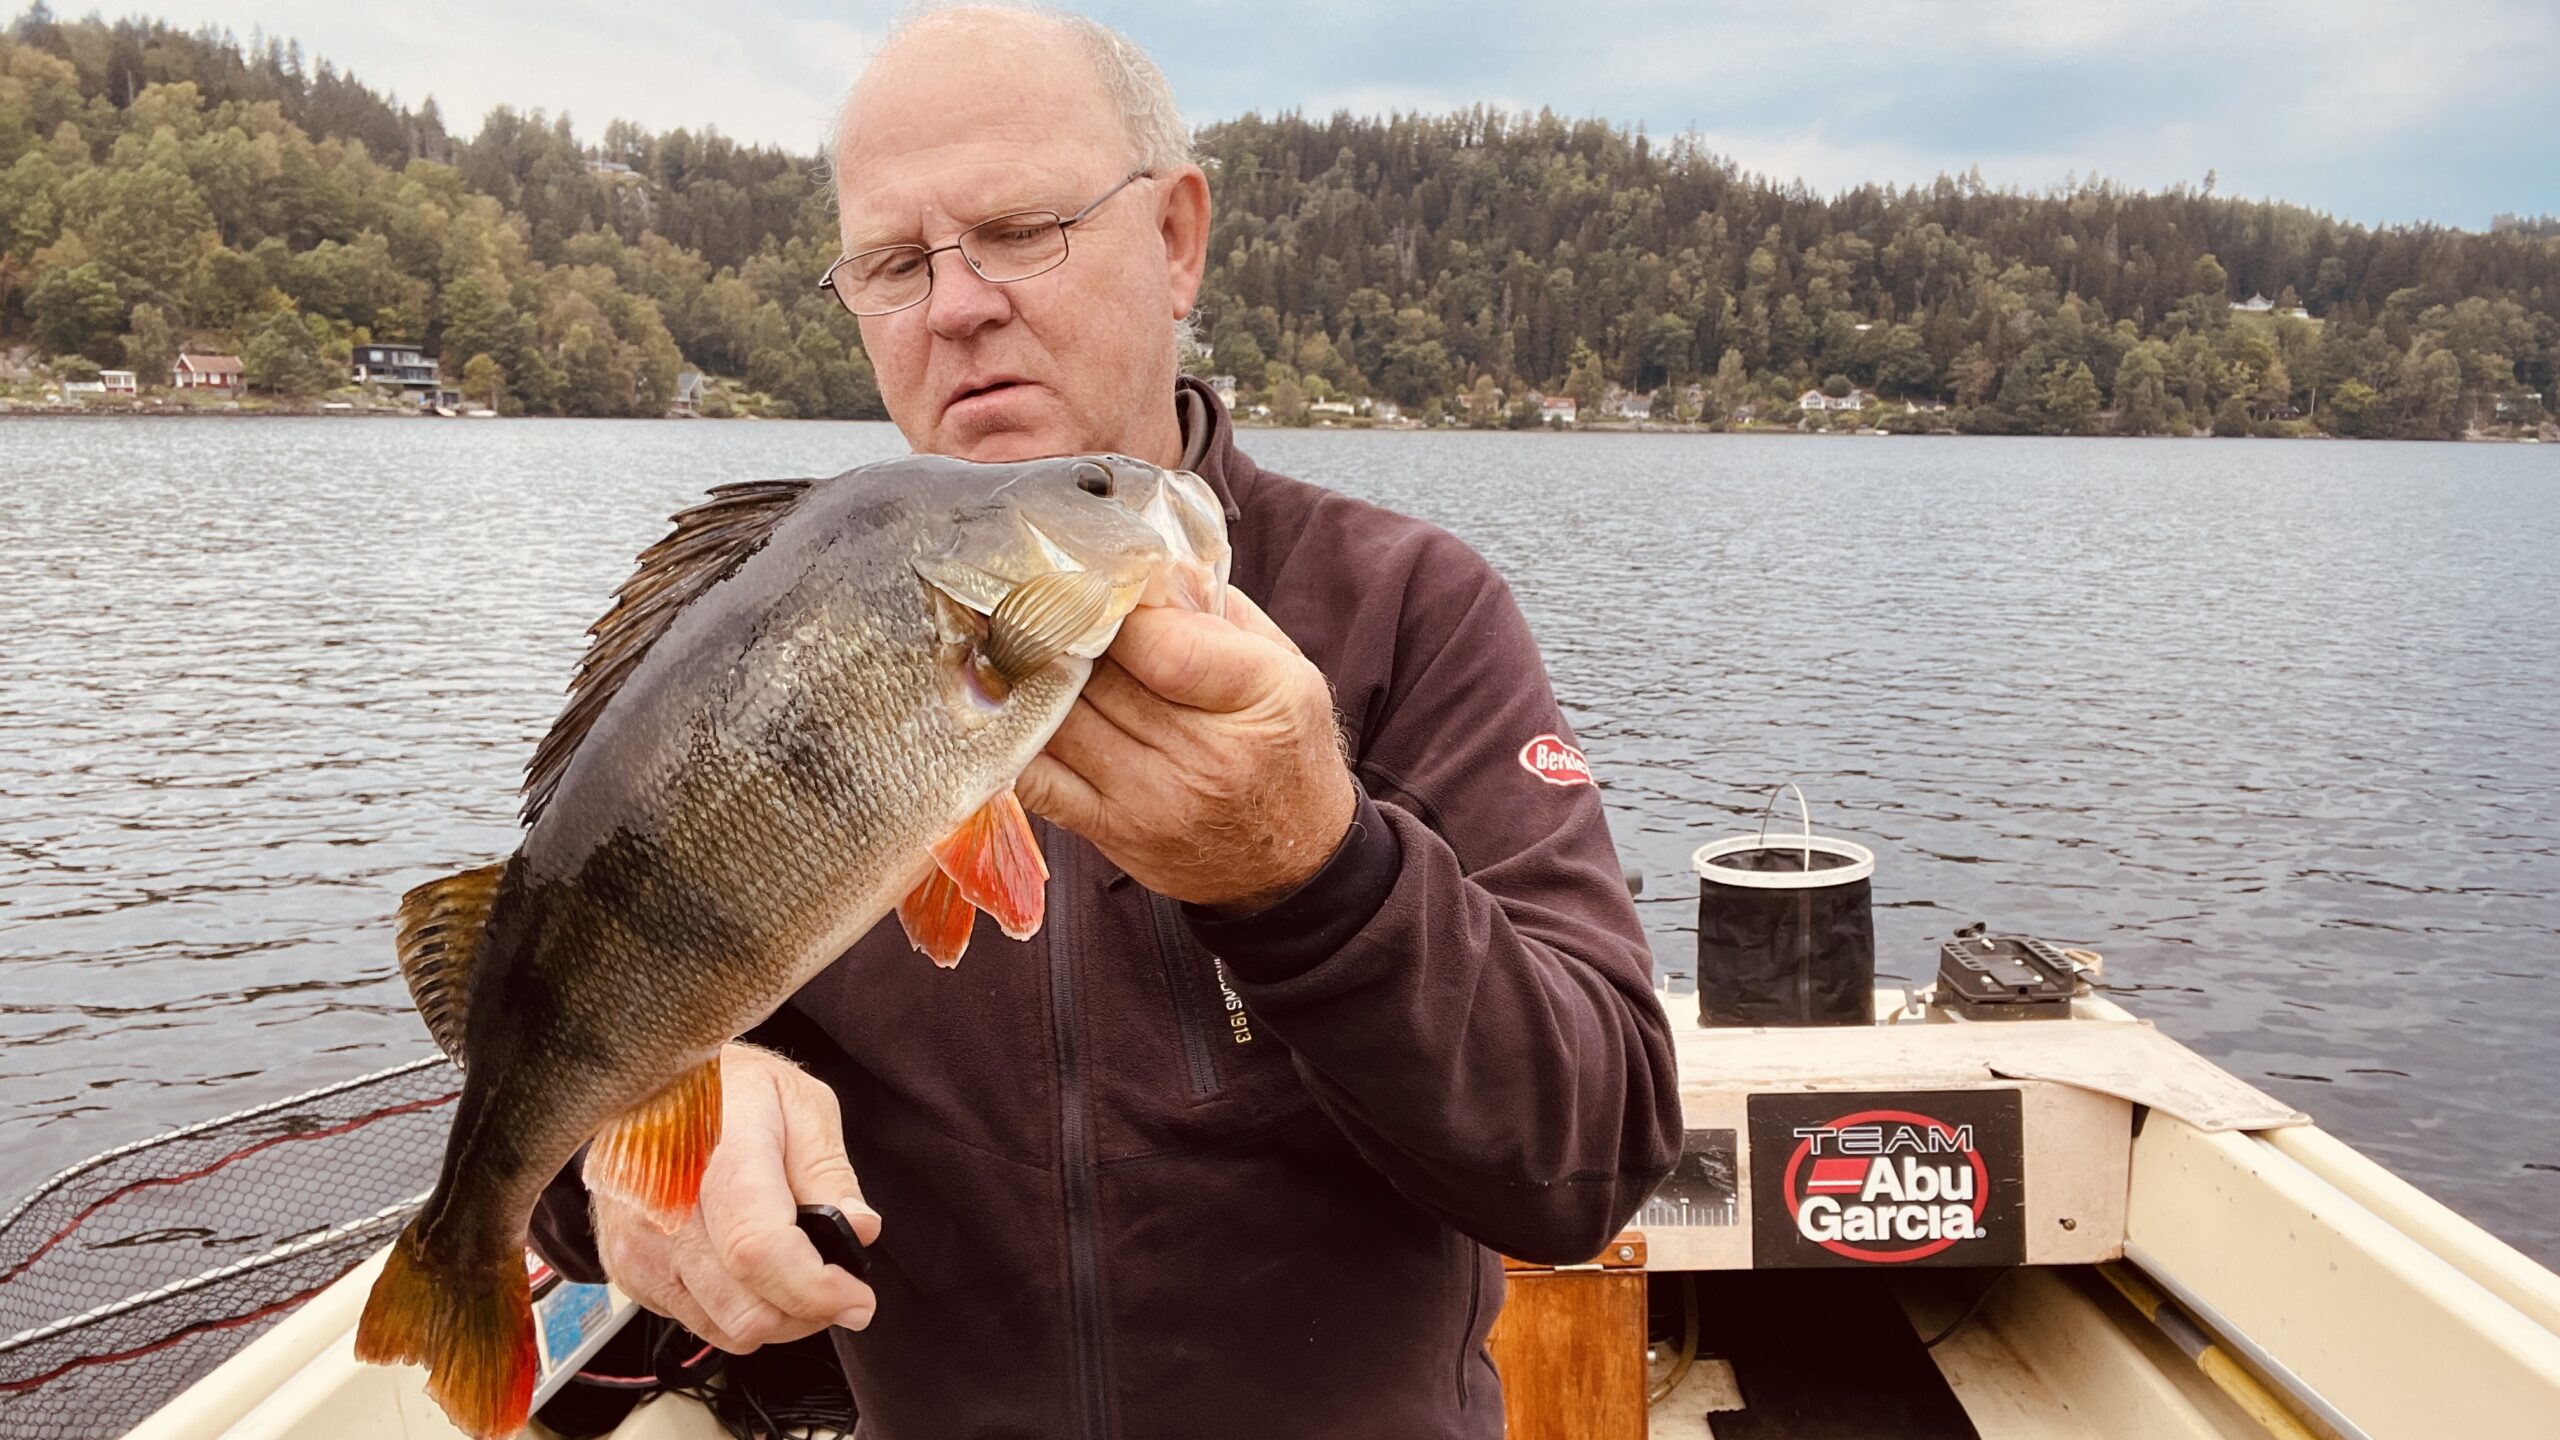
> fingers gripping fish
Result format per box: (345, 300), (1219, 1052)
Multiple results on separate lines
(353, 454), (1230, 1438)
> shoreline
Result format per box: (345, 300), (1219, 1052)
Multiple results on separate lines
(4, 407), (2546, 442)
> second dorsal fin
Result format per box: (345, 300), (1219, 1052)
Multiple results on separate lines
(522, 479), (817, 826)
(394, 862), (508, 1066)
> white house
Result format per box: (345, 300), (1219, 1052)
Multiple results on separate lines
(1605, 389), (1653, 421)
(2232, 293), (2275, 314)
(673, 367), (710, 416)
(1798, 388), (1872, 414)
(1206, 373), (1238, 410)
(100, 370), (137, 396)
(1538, 395), (1578, 425)
(1309, 399), (1356, 419)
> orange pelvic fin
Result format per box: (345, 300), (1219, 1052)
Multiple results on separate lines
(928, 786), (1049, 941)
(354, 1223), (536, 1439)
(898, 865), (978, 968)
(584, 1056), (722, 1232)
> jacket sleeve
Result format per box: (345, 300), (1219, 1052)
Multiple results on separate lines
(1184, 550), (1682, 1266)
(527, 1147), (606, 1286)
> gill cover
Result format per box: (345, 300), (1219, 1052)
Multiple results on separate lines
(913, 455), (1231, 632)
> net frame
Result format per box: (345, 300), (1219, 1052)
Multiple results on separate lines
(0, 1056), (458, 1439)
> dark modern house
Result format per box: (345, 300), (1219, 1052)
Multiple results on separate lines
(351, 344), (441, 395)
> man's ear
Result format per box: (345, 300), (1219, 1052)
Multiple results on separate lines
(1159, 164), (1212, 319)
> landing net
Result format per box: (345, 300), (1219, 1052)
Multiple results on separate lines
(0, 1056), (458, 1440)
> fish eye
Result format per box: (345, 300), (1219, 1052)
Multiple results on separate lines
(1072, 461), (1112, 497)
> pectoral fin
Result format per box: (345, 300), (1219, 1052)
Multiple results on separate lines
(927, 787), (1049, 941)
(983, 568), (1123, 684)
(585, 1056), (722, 1232)
(898, 866), (978, 968)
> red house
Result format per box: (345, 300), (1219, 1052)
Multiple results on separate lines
(174, 353), (245, 397)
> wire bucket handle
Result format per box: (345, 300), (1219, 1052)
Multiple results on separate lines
(1755, 782), (1815, 871)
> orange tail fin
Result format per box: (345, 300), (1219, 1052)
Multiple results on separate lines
(353, 1223), (536, 1440)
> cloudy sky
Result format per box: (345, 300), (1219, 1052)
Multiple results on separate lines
(112, 0), (2559, 229)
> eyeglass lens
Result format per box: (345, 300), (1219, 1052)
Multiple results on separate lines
(833, 212), (1067, 314)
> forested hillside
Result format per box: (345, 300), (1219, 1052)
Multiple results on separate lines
(0, 10), (877, 417)
(4, 9), (2554, 435)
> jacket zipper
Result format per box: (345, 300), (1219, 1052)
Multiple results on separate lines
(1147, 893), (1222, 1098)
(1049, 844), (1113, 1440)
(1456, 1242), (1483, 1403)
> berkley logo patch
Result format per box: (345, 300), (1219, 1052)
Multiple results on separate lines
(1518, 734), (1592, 786)
(1748, 1091), (2023, 1268)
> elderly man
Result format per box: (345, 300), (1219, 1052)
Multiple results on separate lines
(534, 7), (1678, 1437)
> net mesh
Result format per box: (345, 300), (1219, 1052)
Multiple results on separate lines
(0, 1056), (458, 1440)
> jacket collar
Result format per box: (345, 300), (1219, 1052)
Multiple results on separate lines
(1173, 374), (1247, 523)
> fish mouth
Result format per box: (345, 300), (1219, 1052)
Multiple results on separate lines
(1135, 469), (1231, 615)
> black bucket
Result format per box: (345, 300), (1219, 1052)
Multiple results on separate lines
(1691, 785), (1877, 1026)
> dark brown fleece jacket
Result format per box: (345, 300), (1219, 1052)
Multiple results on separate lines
(534, 378), (1680, 1440)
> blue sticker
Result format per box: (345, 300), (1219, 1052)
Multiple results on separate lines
(536, 1281), (615, 1372)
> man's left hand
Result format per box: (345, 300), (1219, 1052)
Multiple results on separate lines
(1017, 590), (1357, 912)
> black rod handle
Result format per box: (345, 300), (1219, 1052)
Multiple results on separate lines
(795, 1202), (874, 1281)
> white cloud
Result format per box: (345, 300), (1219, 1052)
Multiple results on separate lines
(130, 0), (885, 149)
(1982, 0), (2173, 54)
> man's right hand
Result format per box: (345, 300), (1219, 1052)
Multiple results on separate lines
(590, 1042), (881, 1352)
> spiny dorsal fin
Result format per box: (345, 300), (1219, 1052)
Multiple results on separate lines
(394, 862), (508, 1066)
(522, 479), (817, 826)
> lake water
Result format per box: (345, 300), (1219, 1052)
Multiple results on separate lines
(2, 419), (2555, 1266)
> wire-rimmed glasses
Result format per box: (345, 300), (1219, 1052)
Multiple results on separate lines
(819, 168), (1154, 318)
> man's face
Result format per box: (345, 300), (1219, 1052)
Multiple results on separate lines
(834, 22), (1204, 464)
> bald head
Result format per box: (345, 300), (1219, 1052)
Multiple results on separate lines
(834, 5), (1189, 181)
(822, 4), (1213, 465)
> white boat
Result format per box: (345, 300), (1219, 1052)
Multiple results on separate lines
(96, 970), (2560, 1440)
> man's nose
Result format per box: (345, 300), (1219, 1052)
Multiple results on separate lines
(925, 254), (1013, 339)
